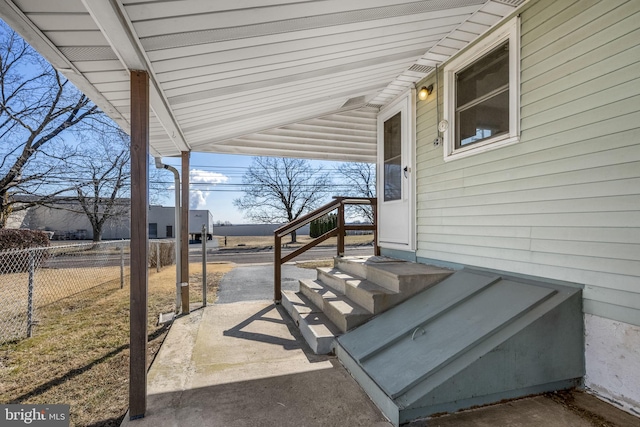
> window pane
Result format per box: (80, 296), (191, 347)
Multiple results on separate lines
(149, 223), (158, 238)
(457, 90), (509, 147)
(457, 42), (509, 108)
(383, 161), (402, 201)
(383, 112), (402, 201)
(384, 112), (402, 160)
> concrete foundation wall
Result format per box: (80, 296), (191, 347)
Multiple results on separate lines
(585, 314), (640, 416)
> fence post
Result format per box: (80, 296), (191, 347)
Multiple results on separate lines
(156, 241), (161, 273)
(27, 251), (35, 338)
(202, 224), (207, 307)
(120, 244), (125, 289)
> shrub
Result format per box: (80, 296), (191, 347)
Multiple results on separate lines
(310, 213), (338, 238)
(148, 241), (176, 268)
(0, 229), (50, 273)
(0, 229), (50, 250)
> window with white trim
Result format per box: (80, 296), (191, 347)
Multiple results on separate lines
(443, 17), (520, 161)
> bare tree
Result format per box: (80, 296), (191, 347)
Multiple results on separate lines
(61, 131), (130, 242)
(233, 157), (331, 242)
(336, 162), (376, 222)
(52, 131), (168, 242)
(0, 23), (101, 227)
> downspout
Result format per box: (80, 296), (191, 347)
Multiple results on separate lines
(155, 158), (181, 313)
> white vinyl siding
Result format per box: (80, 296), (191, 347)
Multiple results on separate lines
(415, 0), (640, 326)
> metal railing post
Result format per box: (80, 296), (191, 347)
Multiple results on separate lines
(337, 201), (345, 257)
(372, 200), (380, 255)
(27, 251), (35, 338)
(202, 224), (207, 307)
(274, 234), (282, 303)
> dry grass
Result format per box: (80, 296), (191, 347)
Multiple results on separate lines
(295, 260), (334, 270)
(188, 262), (233, 303)
(0, 265), (132, 346)
(1, 266), (129, 314)
(214, 234), (374, 250)
(0, 262), (234, 427)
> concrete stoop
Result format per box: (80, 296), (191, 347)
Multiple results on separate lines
(281, 256), (453, 354)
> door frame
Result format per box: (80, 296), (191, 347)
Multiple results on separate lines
(377, 88), (416, 252)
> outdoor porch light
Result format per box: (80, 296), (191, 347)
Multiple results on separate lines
(418, 84), (433, 100)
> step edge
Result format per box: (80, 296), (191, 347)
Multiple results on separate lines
(282, 291), (340, 354)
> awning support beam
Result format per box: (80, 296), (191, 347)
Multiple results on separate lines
(129, 70), (149, 420)
(180, 151), (190, 314)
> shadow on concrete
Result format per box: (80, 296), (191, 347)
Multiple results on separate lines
(223, 304), (299, 351)
(119, 301), (391, 427)
(222, 303), (332, 364)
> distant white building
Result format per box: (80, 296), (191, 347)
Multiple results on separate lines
(9, 199), (130, 240)
(148, 206), (214, 240)
(7, 201), (213, 241)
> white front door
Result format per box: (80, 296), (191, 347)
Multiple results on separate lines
(377, 90), (415, 251)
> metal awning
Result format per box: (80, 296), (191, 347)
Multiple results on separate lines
(0, 0), (524, 162)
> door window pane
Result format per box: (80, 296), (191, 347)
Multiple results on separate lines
(383, 112), (402, 201)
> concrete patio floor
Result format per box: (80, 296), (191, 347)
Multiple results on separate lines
(120, 298), (640, 427)
(120, 300), (391, 427)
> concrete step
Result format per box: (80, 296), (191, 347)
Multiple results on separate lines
(333, 255), (372, 278)
(281, 290), (341, 354)
(282, 256), (454, 355)
(335, 256), (452, 294)
(317, 267), (397, 314)
(299, 278), (372, 333)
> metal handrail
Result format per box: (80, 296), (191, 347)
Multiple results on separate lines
(274, 196), (378, 302)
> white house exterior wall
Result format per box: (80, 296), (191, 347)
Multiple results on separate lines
(414, 0), (640, 414)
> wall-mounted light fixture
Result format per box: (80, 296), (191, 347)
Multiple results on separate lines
(418, 84), (433, 101)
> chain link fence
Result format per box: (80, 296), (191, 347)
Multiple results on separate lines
(0, 240), (176, 343)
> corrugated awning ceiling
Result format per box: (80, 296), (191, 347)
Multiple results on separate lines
(0, 0), (524, 162)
